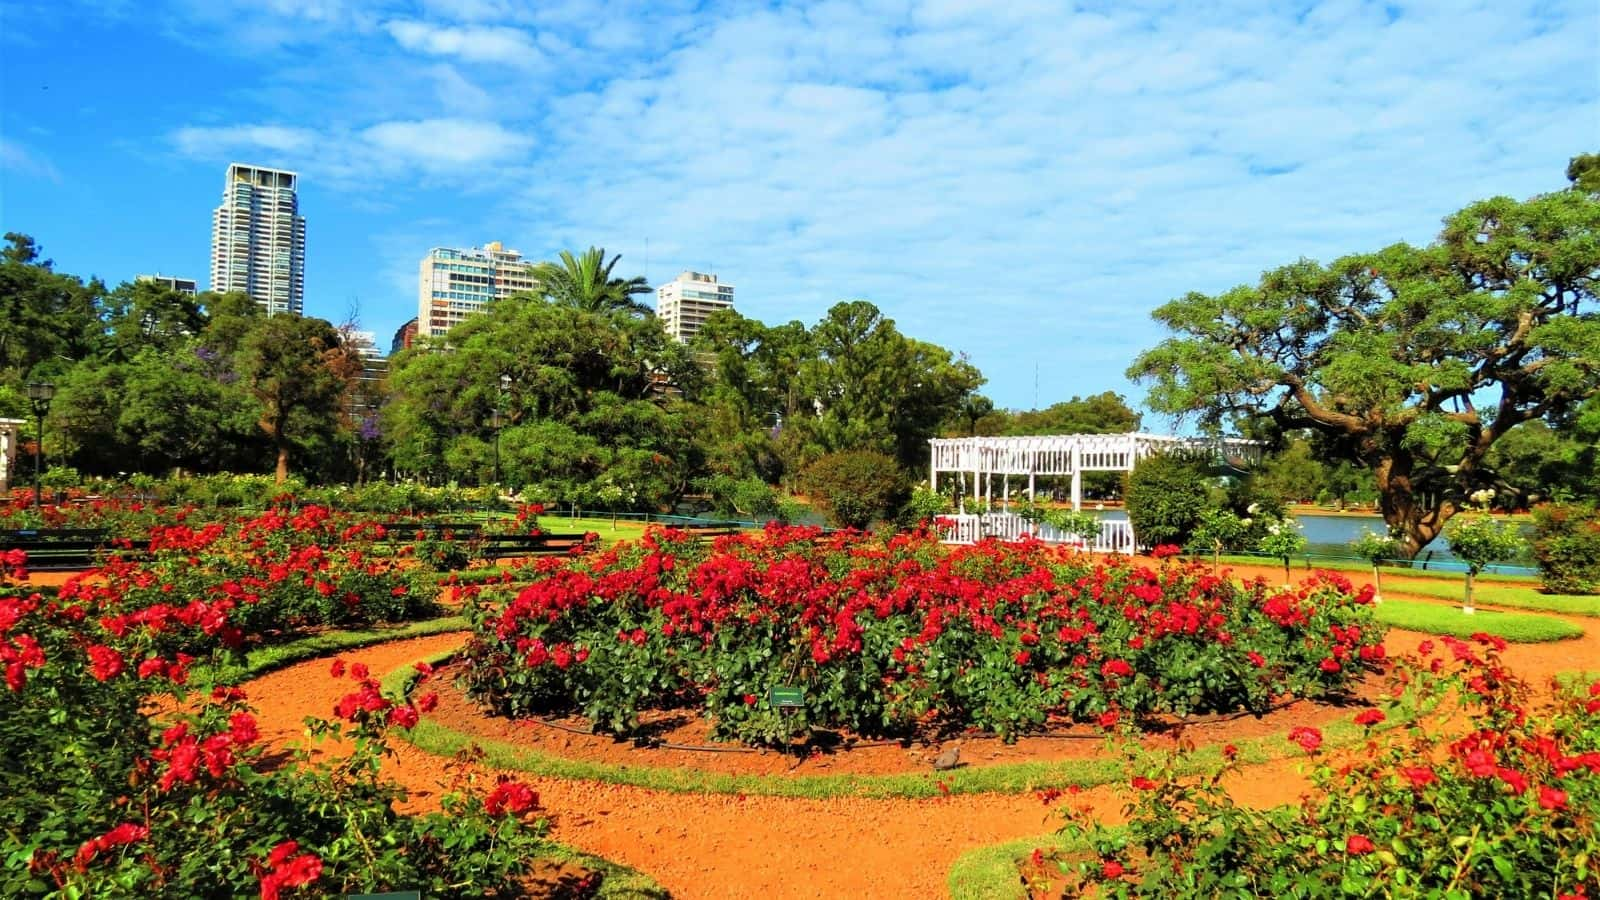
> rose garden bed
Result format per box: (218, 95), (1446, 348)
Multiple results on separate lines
(458, 525), (1388, 748)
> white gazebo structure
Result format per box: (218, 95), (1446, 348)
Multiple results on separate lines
(929, 433), (1259, 551)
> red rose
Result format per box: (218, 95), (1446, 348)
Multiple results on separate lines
(1102, 859), (1125, 878)
(1346, 834), (1375, 855)
(1289, 726), (1322, 753)
(387, 705), (419, 729)
(1539, 785), (1567, 810)
(1400, 766), (1437, 788)
(484, 778), (539, 816)
(86, 645), (124, 682)
(1353, 708), (1385, 727)
(1100, 659), (1133, 678)
(1245, 651), (1266, 667)
(1014, 650), (1031, 666)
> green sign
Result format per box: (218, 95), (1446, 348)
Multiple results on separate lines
(768, 686), (805, 708)
(349, 893), (422, 900)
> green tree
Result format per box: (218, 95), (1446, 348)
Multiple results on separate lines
(236, 315), (350, 482)
(533, 247), (653, 317)
(98, 280), (206, 362)
(1004, 392), (1142, 436)
(0, 233), (104, 381)
(1129, 162), (1600, 558)
(386, 298), (699, 508)
(1252, 436), (1328, 505)
(789, 301), (984, 471)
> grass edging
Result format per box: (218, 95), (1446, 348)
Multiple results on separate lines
(947, 831), (1101, 900)
(1373, 599), (1584, 642)
(540, 842), (671, 899)
(379, 651), (1386, 800)
(199, 615), (469, 685)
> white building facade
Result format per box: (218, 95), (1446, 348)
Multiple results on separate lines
(209, 163), (305, 316)
(655, 271), (734, 343)
(418, 241), (539, 339)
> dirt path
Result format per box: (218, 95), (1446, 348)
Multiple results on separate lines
(236, 565), (1597, 900)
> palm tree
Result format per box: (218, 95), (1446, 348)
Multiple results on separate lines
(533, 247), (654, 317)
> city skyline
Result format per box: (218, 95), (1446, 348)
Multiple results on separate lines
(1, 0), (1594, 411)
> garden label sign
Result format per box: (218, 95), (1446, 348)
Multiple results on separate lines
(768, 686), (805, 708)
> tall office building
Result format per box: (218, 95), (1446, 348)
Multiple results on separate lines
(417, 241), (539, 338)
(135, 273), (198, 295)
(655, 271), (734, 343)
(209, 163), (306, 316)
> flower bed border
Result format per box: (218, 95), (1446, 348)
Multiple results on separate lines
(381, 651), (1400, 800)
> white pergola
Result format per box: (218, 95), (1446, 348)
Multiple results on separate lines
(929, 433), (1260, 512)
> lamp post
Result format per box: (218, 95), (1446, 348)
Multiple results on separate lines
(25, 382), (54, 510)
(493, 374), (510, 486)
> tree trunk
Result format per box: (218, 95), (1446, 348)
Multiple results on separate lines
(275, 444), (289, 484)
(1463, 571), (1475, 614)
(1372, 564), (1383, 603)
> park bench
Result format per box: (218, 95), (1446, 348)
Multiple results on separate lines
(0, 528), (129, 571)
(478, 531), (592, 560)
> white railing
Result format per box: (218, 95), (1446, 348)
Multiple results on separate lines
(938, 513), (1136, 554)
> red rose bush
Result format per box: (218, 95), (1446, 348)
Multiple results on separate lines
(461, 524), (1384, 745)
(1045, 633), (1600, 897)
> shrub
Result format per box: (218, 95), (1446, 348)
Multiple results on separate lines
(902, 484), (953, 526)
(1532, 502), (1600, 594)
(461, 526), (1384, 746)
(799, 450), (908, 528)
(1446, 514), (1528, 611)
(1045, 634), (1600, 898)
(1124, 452), (1211, 549)
(0, 582), (551, 898)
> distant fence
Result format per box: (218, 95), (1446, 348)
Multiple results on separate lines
(938, 512), (1136, 554)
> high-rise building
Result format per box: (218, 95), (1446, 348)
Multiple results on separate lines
(655, 271), (734, 343)
(417, 241), (539, 338)
(391, 318), (419, 355)
(135, 273), (198, 296)
(209, 163), (306, 316)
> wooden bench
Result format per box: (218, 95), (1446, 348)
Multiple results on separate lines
(0, 528), (126, 571)
(478, 532), (592, 560)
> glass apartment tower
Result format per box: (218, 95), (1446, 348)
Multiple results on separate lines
(210, 163), (306, 316)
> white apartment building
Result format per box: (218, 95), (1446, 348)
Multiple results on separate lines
(135, 273), (198, 295)
(209, 163), (306, 316)
(656, 271), (734, 343)
(417, 241), (540, 338)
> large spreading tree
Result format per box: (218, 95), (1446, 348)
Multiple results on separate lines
(1130, 160), (1600, 557)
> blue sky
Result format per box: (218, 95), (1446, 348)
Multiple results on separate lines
(1, 0), (1595, 414)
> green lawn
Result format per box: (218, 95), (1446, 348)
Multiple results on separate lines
(1374, 599), (1583, 642)
(1375, 579), (1600, 618)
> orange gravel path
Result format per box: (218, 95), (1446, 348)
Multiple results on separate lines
(237, 563), (1597, 899)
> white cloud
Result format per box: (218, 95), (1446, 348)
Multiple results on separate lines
(171, 124), (318, 156)
(361, 118), (534, 167)
(168, 117), (534, 181)
(384, 20), (543, 66)
(0, 138), (60, 181)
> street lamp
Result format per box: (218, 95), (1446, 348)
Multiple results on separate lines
(25, 382), (54, 510)
(493, 374), (511, 486)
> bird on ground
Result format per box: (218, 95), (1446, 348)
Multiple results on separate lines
(931, 744), (961, 771)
